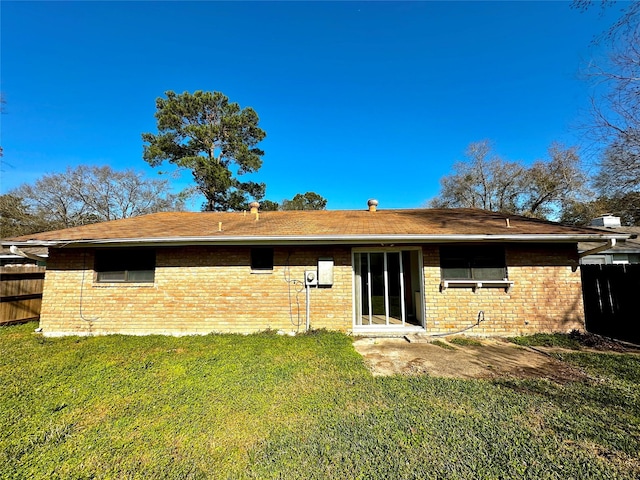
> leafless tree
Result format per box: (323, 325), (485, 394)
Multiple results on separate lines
(429, 140), (525, 213)
(9, 165), (185, 233)
(429, 141), (588, 220)
(521, 143), (588, 218)
(577, 2), (640, 203)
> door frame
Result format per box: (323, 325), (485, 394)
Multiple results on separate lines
(351, 246), (426, 333)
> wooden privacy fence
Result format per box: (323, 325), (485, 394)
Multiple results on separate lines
(0, 266), (46, 325)
(581, 264), (640, 345)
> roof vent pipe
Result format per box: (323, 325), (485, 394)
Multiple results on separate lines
(249, 202), (260, 215)
(367, 199), (379, 212)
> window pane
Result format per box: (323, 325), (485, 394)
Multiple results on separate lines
(440, 245), (506, 281)
(387, 252), (402, 319)
(369, 253), (385, 316)
(251, 248), (274, 270)
(440, 254), (469, 270)
(472, 249), (504, 269)
(95, 248), (156, 283)
(95, 249), (155, 271)
(442, 267), (471, 279)
(358, 253), (370, 318)
(473, 267), (506, 280)
(127, 270), (155, 282)
(97, 271), (126, 282)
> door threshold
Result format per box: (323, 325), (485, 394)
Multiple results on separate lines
(352, 326), (426, 337)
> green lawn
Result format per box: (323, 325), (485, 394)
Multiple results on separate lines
(2, 322), (640, 479)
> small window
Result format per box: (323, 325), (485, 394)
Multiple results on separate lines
(251, 247), (274, 271)
(440, 246), (506, 281)
(95, 249), (155, 283)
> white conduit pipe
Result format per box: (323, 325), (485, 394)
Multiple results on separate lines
(305, 283), (311, 332)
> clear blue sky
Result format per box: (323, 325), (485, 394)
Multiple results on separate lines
(0, 1), (620, 210)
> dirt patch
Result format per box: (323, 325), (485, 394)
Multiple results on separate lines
(352, 337), (588, 382)
(567, 330), (631, 352)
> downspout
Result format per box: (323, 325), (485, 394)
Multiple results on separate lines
(9, 245), (47, 262)
(578, 239), (616, 259)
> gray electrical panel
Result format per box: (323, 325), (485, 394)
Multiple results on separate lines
(317, 257), (334, 286)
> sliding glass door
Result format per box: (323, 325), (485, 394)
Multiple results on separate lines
(354, 250), (422, 328)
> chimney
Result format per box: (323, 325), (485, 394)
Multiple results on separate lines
(590, 215), (621, 228)
(249, 201), (260, 215)
(367, 199), (379, 212)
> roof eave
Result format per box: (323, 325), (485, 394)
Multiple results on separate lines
(3, 233), (632, 248)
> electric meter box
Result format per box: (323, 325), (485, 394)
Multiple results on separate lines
(317, 257), (334, 287)
(304, 270), (317, 287)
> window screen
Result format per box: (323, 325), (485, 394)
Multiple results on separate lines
(94, 249), (155, 283)
(440, 246), (506, 281)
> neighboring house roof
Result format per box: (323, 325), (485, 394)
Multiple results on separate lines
(0, 245), (49, 259)
(579, 226), (640, 255)
(2, 208), (631, 248)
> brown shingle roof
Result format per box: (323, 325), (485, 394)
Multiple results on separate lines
(2, 208), (629, 246)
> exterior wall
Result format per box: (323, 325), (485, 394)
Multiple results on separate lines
(39, 243), (585, 337)
(422, 244), (585, 336)
(40, 246), (353, 336)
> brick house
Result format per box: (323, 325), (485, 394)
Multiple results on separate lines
(2, 203), (630, 337)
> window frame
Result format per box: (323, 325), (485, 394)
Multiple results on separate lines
(440, 245), (507, 281)
(94, 248), (156, 283)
